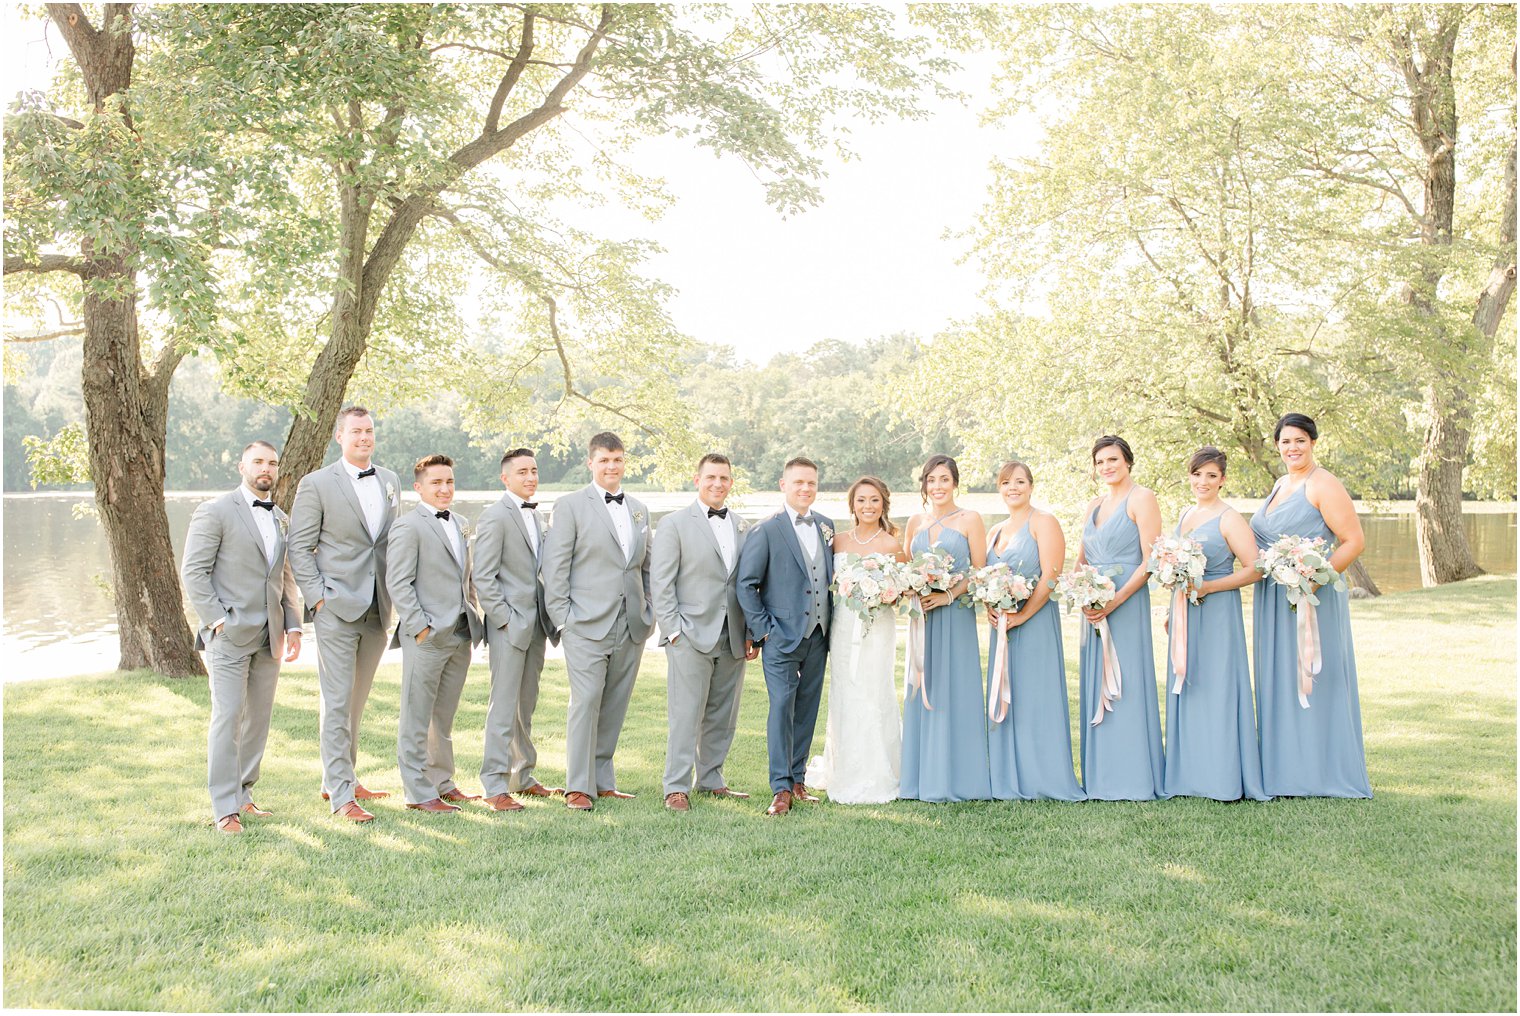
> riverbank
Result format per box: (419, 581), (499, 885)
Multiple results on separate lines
(3, 576), (1513, 1010)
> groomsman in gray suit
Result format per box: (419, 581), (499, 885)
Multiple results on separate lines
(181, 440), (303, 834)
(472, 447), (561, 811)
(288, 406), (402, 822)
(651, 453), (759, 812)
(386, 454), (485, 812)
(541, 431), (654, 811)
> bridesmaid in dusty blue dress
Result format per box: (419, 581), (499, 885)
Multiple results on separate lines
(1075, 435), (1165, 800)
(985, 461), (1084, 801)
(900, 454), (992, 802)
(1161, 447), (1269, 801)
(1250, 414), (1371, 798)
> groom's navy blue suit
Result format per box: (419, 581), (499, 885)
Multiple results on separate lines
(736, 508), (835, 793)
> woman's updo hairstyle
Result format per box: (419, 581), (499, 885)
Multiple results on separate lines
(1187, 446), (1228, 476)
(1273, 412), (1319, 442)
(918, 454), (960, 505)
(1090, 435), (1134, 467)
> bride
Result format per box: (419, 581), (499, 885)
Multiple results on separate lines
(806, 476), (906, 804)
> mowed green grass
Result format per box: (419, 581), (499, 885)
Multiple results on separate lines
(4, 577), (1514, 1011)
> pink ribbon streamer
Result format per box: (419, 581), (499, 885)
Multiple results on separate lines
(905, 613), (933, 711)
(1088, 617), (1123, 726)
(1296, 599), (1321, 709)
(987, 619), (1011, 723)
(1169, 587), (1188, 695)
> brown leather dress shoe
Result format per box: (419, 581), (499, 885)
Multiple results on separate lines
(241, 802), (273, 818)
(565, 791), (594, 811)
(701, 786), (750, 799)
(792, 782), (821, 803)
(597, 789), (636, 799)
(321, 783), (390, 801)
(216, 815), (243, 834)
(766, 790), (793, 816)
(441, 788), (481, 803)
(406, 798), (461, 813)
(482, 793), (525, 812)
(665, 792), (690, 812)
(517, 783), (563, 798)
(336, 801), (375, 823)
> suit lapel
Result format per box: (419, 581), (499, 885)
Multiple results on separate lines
(688, 501), (725, 566)
(420, 505), (462, 574)
(503, 494), (536, 558)
(728, 514), (745, 577)
(270, 508), (289, 577)
(331, 462), (374, 544)
(587, 485), (623, 554)
(779, 510), (810, 576)
(228, 489), (269, 566)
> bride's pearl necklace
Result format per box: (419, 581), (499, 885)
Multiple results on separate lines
(850, 524), (883, 546)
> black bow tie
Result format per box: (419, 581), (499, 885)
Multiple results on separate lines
(356, 466), (377, 479)
(793, 513), (814, 526)
(604, 491), (625, 505)
(520, 501), (539, 510)
(435, 510), (451, 521)
(252, 499), (275, 511)
(707, 507), (729, 519)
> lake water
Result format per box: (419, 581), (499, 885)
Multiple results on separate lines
(2, 491), (1513, 680)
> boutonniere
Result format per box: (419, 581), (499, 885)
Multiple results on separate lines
(820, 524), (835, 541)
(457, 517), (470, 536)
(277, 515), (289, 537)
(737, 517), (749, 533)
(632, 511), (645, 525)
(385, 482), (397, 503)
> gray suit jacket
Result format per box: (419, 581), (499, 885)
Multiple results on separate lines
(386, 504), (485, 647)
(472, 493), (557, 651)
(181, 488), (300, 654)
(288, 460), (401, 623)
(650, 499), (750, 657)
(541, 484), (654, 643)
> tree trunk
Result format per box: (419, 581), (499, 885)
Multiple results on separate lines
(1343, 558), (1381, 599)
(80, 268), (203, 676)
(1392, 8), (1485, 586)
(45, 2), (203, 675)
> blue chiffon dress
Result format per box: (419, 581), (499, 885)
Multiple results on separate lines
(986, 519), (1084, 801)
(1250, 476), (1372, 798)
(1161, 511), (1269, 801)
(1077, 492), (1165, 800)
(900, 519), (993, 802)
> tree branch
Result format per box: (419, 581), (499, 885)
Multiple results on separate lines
(5, 324), (86, 343)
(4, 254), (88, 276)
(484, 11), (535, 136)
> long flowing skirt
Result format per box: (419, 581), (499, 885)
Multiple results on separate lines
(806, 605), (901, 804)
(987, 599), (1084, 801)
(901, 599), (992, 802)
(1077, 580), (1165, 800)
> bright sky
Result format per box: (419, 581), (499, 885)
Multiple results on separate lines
(2, 7), (1037, 364)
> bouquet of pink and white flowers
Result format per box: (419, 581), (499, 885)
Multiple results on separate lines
(1254, 535), (1343, 609)
(831, 552), (905, 635)
(1148, 533), (1208, 695)
(1255, 534), (1344, 708)
(966, 561), (1038, 615)
(898, 545), (962, 619)
(972, 562), (1039, 723)
(1053, 563), (1123, 726)
(900, 545), (963, 711)
(1147, 534), (1208, 604)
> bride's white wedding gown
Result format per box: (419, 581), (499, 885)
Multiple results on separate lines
(806, 554), (902, 803)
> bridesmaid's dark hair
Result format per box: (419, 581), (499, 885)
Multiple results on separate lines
(1187, 446), (1228, 476)
(918, 454), (960, 505)
(847, 475), (899, 536)
(1090, 435), (1134, 466)
(1273, 412), (1319, 442)
(996, 460), (1034, 487)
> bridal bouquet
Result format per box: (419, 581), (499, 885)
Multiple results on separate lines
(1147, 533), (1208, 695)
(1053, 564), (1123, 726)
(1254, 535), (1344, 709)
(900, 545), (963, 711)
(970, 562), (1038, 722)
(831, 552), (905, 635)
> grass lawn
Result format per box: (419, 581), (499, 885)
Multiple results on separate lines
(3, 576), (1514, 1011)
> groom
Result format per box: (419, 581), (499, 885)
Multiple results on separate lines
(736, 456), (835, 816)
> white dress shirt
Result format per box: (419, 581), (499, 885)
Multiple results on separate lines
(343, 458), (387, 538)
(433, 509), (466, 568)
(785, 504), (822, 561)
(241, 484), (279, 564)
(706, 504), (736, 572)
(595, 482), (633, 560)
(506, 491), (540, 558)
